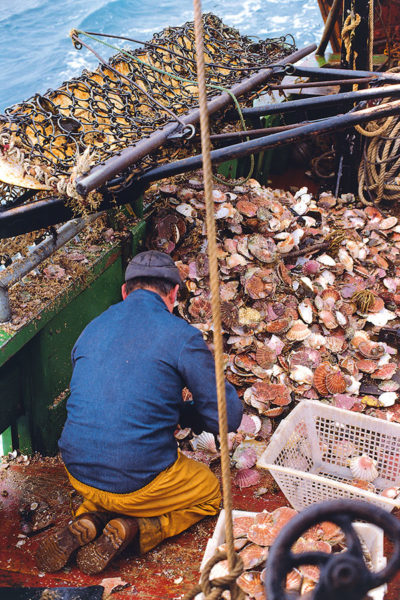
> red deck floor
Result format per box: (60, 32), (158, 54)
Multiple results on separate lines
(1, 459), (400, 599)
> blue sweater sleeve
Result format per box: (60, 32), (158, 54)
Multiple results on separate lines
(178, 328), (243, 434)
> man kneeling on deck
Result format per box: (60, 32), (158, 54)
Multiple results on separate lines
(36, 250), (242, 575)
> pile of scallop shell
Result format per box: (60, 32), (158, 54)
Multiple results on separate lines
(210, 508), (371, 599)
(154, 176), (400, 484)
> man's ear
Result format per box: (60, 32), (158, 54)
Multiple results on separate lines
(121, 283), (128, 300)
(172, 284), (179, 304)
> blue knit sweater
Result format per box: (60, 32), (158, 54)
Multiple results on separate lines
(59, 289), (242, 493)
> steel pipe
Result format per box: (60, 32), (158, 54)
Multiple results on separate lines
(282, 65), (400, 83)
(75, 44), (317, 196)
(316, 0), (342, 56)
(0, 213), (101, 322)
(239, 83), (400, 118)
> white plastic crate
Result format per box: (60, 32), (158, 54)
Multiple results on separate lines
(202, 509), (386, 600)
(257, 400), (400, 511)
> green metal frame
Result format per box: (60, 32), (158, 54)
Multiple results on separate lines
(0, 218), (146, 455)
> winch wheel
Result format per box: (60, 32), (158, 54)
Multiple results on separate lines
(265, 498), (400, 600)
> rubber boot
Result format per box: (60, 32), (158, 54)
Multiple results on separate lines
(76, 516), (139, 574)
(35, 511), (115, 572)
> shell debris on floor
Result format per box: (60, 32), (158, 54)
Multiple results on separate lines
(142, 173), (400, 498)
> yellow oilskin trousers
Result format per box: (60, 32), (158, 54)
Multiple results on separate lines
(66, 452), (221, 554)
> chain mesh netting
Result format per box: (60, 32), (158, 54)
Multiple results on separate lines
(0, 14), (295, 205)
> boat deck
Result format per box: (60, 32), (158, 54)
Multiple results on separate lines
(0, 457), (287, 598)
(1, 457), (400, 599)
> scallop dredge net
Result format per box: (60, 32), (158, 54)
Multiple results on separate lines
(0, 14), (295, 211)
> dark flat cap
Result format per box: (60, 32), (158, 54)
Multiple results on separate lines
(125, 250), (182, 285)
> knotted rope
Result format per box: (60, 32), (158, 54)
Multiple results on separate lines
(182, 551), (245, 600)
(342, 12), (361, 65)
(181, 1), (246, 598)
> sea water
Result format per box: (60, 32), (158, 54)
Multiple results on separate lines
(0, 0), (323, 111)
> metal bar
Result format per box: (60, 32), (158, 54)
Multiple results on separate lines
(284, 65), (400, 82)
(134, 99), (400, 183)
(239, 83), (400, 118)
(268, 77), (376, 89)
(316, 0), (342, 56)
(0, 213), (101, 322)
(75, 44), (317, 196)
(209, 122), (307, 141)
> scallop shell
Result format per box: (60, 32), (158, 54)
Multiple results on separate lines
(188, 296), (212, 321)
(379, 216), (398, 230)
(233, 515), (256, 538)
(358, 341), (385, 359)
(218, 538), (248, 553)
(236, 199), (258, 217)
(248, 234), (277, 263)
(319, 309), (338, 330)
(321, 287), (341, 306)
(237, 571), (264, 597)
(237, 414), (262, 436)
(357, 359), (378, 374)
(255, 346), (276, 369)
(369, 296), (385, 313)
(380, 486), (400, 499)
(338, 248), (353, 273)
(239, 543), (269, 570)
(209, 559), (229, 580)
(367, 308), (396, 327)
(244, 272), (270, 300)
(371, 363), (397, 380)
(290, 364), (314, 385)
(220, 301), (238, 328)
(349, 455), (379, 482)
(234, 468), (261, 489)
(378, 392), (397, 407)
(292, 538), (332, 554)
(325, 335), (347, 353)
(190, 432), (218, 454)
(325, 368), (348, 394)
(298, 299), (313, 324)
(302, 260), (320, 275)
(313, 362), (332, 396)
(286, 321), (311, 341)
(379, 380), (400, 392)
(266, 317), (292, 334)
(249, 508), (297, 547)
(231, 446), (258, 470)
(277, 233), (296, 253)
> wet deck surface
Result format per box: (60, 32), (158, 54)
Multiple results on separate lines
(1, 459), (400, 599)
(0, 459), (289, 599)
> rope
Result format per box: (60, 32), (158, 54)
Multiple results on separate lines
(342, 12), (361, 65)
(357, 68), (400, 205)
(182, 551), (245, 600)
(182, 3), (245, 599)
(369, 0), (374, 71)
